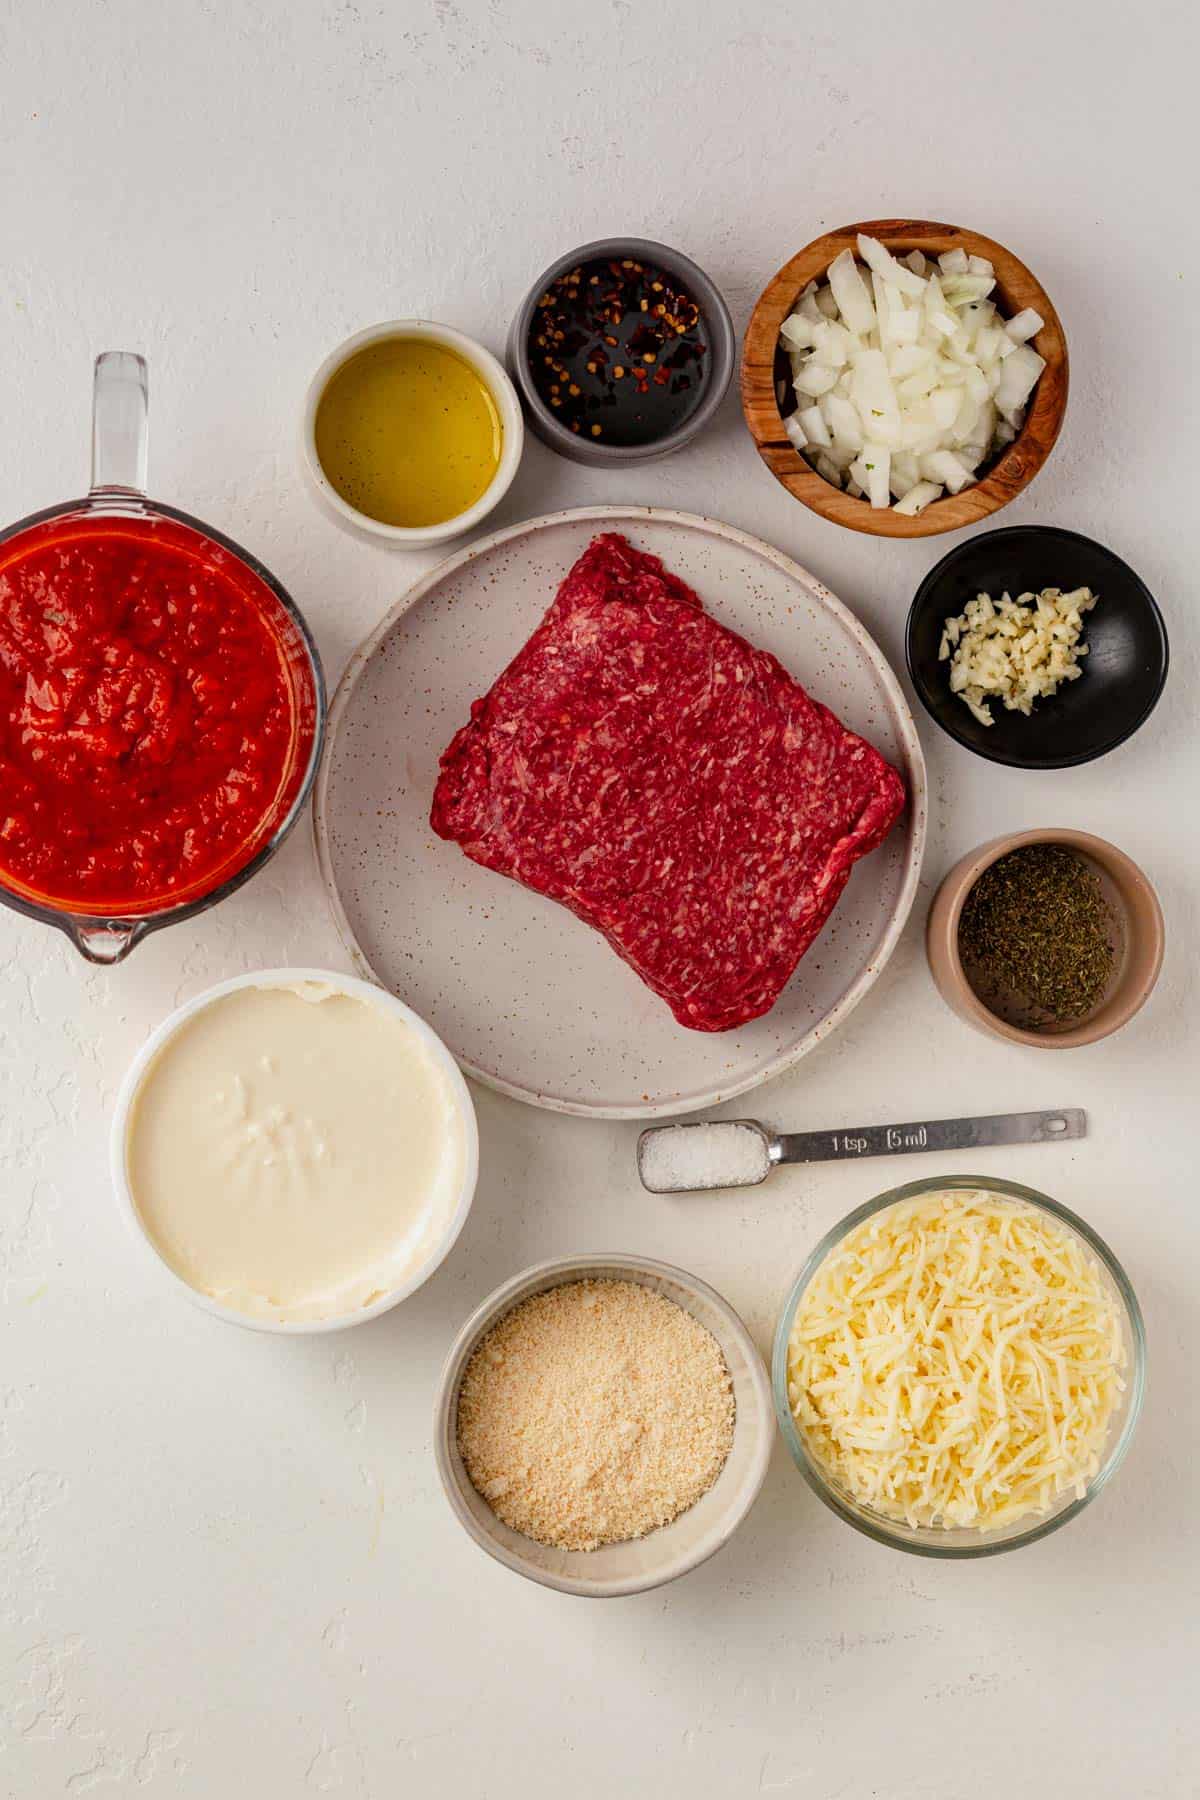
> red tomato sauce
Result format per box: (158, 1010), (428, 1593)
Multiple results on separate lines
(0, 512), (317, 914)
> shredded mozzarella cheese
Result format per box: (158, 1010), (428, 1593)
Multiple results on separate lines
(787, 1191), (1127, 1531)
(939, 585), (1097, 727)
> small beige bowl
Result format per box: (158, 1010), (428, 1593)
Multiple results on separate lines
(433, 1253), (773, 1597)
(927, 829), (1164, 1048)
(301, 319), (524, 548)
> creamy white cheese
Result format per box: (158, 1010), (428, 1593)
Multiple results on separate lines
(126, 982), (467, 1323)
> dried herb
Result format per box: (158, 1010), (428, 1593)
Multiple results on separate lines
(528, 256), (708, 446)
(958, 845), (1116, 1025)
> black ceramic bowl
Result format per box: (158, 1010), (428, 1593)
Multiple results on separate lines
(506, 237), (735, 468)
(906, 526), (1168, 769)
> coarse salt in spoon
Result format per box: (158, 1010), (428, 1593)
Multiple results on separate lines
(637, 1109), (1086, 1195)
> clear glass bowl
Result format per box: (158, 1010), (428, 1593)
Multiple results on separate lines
(772, 1174), (1146, 1558)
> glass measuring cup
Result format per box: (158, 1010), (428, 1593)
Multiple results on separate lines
(0, 353), (325, 963)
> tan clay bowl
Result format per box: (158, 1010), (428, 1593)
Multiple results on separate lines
(926, 829), (1164, 1048)
(741, 219), (1068, 538)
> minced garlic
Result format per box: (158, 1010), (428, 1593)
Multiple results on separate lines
(939, 585), (1097, 727)
(457, 1278), (734, 1551)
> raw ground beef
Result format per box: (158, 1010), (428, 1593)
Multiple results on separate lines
(430, 533), (906, 1032)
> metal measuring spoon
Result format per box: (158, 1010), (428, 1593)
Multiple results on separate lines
(637, 1108), (1086, 1194)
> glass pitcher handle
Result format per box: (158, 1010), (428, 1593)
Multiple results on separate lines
(90, 351), (148, 496)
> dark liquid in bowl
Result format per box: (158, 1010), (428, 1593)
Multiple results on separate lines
(528, 256), (709, 446)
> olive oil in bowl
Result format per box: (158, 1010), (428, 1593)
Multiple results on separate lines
(314, 338), (503, 529)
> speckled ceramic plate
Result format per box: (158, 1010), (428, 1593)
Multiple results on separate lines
(314, 507), (926, 1119)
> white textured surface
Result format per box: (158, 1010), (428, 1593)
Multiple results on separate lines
(1, 1), (1196, 1794)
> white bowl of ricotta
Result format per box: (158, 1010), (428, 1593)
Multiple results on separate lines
(111, 969), (478, 1333)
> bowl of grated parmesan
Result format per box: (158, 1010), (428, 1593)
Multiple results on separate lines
(434, 1253), (773, 1596)
(773, 1177), (1145, 1557)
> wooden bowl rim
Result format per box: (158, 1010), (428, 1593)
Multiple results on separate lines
(740, 218), (1069, 539)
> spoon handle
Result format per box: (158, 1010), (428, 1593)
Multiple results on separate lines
(774, 1108), (1086, 1165)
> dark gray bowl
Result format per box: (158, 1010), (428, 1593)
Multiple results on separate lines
(906, 526), (1168, 770)
(506, 237), (735, 467)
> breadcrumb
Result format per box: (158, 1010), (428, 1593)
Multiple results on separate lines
(457, 1279), (735, 1551)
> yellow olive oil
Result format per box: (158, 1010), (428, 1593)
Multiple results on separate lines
(314, 339), (502, 528)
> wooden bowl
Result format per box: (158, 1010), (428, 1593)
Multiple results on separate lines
(741, 219), (1069, 539)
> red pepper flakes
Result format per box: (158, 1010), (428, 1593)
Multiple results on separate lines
(527, 255), (708, 447)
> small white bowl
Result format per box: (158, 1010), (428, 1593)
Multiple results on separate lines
(434, 1253), (773, 1597)
(301, 319), (524, 548)
(110, 968), (479, 1335)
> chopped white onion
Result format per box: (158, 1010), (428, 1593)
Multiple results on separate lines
(798, 403), (831, 448)
(995, 344), (1046, 422)
(812, 319), (853, 367)
(862, 445), (891, 509)
(780, 314), (817, 350)
(794, 361), (839, 397)
(858, 233), (926, 297)
(778, 234), (1048, 512)
(920, 449), (974, 494)
(824, 392), (864, 452)
(1005, 307), (1045, 345)
(893, 479), (942, 516)
(827, 249), (876, 337)
(850, 348), (902, 447)
(930, 387), (961, 431)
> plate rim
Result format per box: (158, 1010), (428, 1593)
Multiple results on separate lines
(313, 504), (928, 1119)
